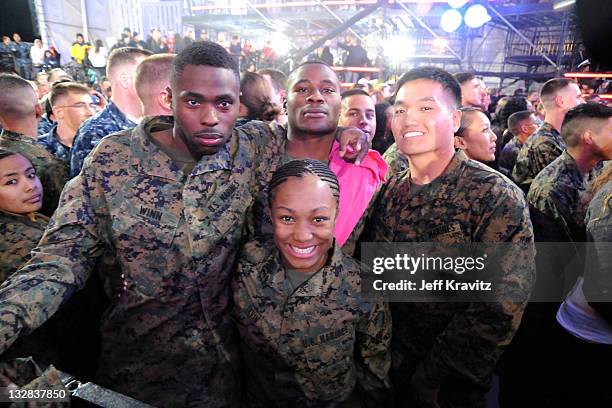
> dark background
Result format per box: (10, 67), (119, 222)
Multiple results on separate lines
(0, 0), (37, 41)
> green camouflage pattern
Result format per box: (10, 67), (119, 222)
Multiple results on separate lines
(232, 240), (391, 407)
(527, 150), (588, 243)
(381, 143), (409, 178)
(512, 122), (564, 191)
(363, 150), (535, 407)
(0, 211), (48, 282)
(0, 357), (69, 408)
(0, 130), (69, 217)
(498, 135), (523, 178)
(0, 116), (283, 407)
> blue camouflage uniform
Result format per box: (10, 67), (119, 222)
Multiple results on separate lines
(10, 41), (32, 80)
(70, 101), (136, 177)
(37, 116), (55, 136)
(37, 125), (71, 164)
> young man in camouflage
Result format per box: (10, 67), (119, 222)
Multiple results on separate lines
(512, 78), (584, 192)
(0, 74), (69, 216)
(499, 103), (612, 406)
(0, 42), (275, 407)
(498, 110), (538, 178)
(362, 67), (535, 408)
(69, 47), (151, 177)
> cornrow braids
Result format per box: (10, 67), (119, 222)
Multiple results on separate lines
(268, 159), (340, 205)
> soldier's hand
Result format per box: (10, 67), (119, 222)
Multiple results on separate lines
(409, 367), (441, 408)
(337, 126), (371, 166)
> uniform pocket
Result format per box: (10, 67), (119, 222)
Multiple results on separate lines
(300, 329), (356, 400)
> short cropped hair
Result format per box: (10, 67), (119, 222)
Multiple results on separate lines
(49, 82), (91, 107)
(135, 54), (175, 103)
(508, 111), (535, 136)
(540, 78), (574, 105)
(394, 66), (462, 108)
(341, 88), (370, 100)
(454, 72), (476, 85)
(107, 47), (152, 77)
(0, 74), (37, 119)
(561, 102), (612, 147)
(286, 60), (338, 90)
(171, 41), (239, 88)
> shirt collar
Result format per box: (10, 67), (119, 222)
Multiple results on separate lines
(128, 116), (234, 180)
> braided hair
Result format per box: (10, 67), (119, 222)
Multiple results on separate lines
(268, 159), (340, 206)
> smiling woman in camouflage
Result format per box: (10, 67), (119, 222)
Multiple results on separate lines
(232, 159), (391, 407)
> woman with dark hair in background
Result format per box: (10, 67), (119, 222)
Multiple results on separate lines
(0, 149), (48, 281)
(454, 107), (498, 165)
(372, 101), (394, 154)
(87, 39), (108, 80)
(236, 71), (281, 126)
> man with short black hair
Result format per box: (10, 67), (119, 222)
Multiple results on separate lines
(70, 47), (151, 177)
(455, 72), (482, 108)
(38, 82), (95, 163)
(0, 41), (277, 407)
(512, 78), (584, 191)
(499, 111), (538, 176)
(363, 66), (534, 408)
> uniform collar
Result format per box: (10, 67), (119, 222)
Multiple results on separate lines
(0, 129), (37, 144)
(128, 116), (234, 181)
(261, 243), (344, 297)
(403, 149), (468, 188)
(104, 101), (136, 127)
(558, 150), (588, 186)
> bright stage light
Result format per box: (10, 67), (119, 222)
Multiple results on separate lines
(447, 0), (468, 9)
(432, 37), (449, 52)
(464, 4), (491, 28)
(383, 36), (413, 62)
(270, 31), (290, 55)
(440, 9), (463, 33)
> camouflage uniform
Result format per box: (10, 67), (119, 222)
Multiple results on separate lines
(498, 135), (523, 178)
(527, 150), (588, 243)
(38, 116), (55, 136)
(381, 143), (409, 177)
(0, 129), (69, 217)
(69, 101), (136, 177)
(499, 152), (589, 407)
(512, 122), (564, 192)
(232, 240), (391, 407)
(0, 211), (48, 282)
(0, 116), (282, 407)
(363, 150), (534, 407)
(38, 125), (71, 164)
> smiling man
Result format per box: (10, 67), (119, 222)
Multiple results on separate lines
(249, 61), (386, 249)
(0, 42), (287, 407)
(361, 66), (534, 408)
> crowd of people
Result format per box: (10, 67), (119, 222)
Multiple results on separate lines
(0, 29), (610, 408)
